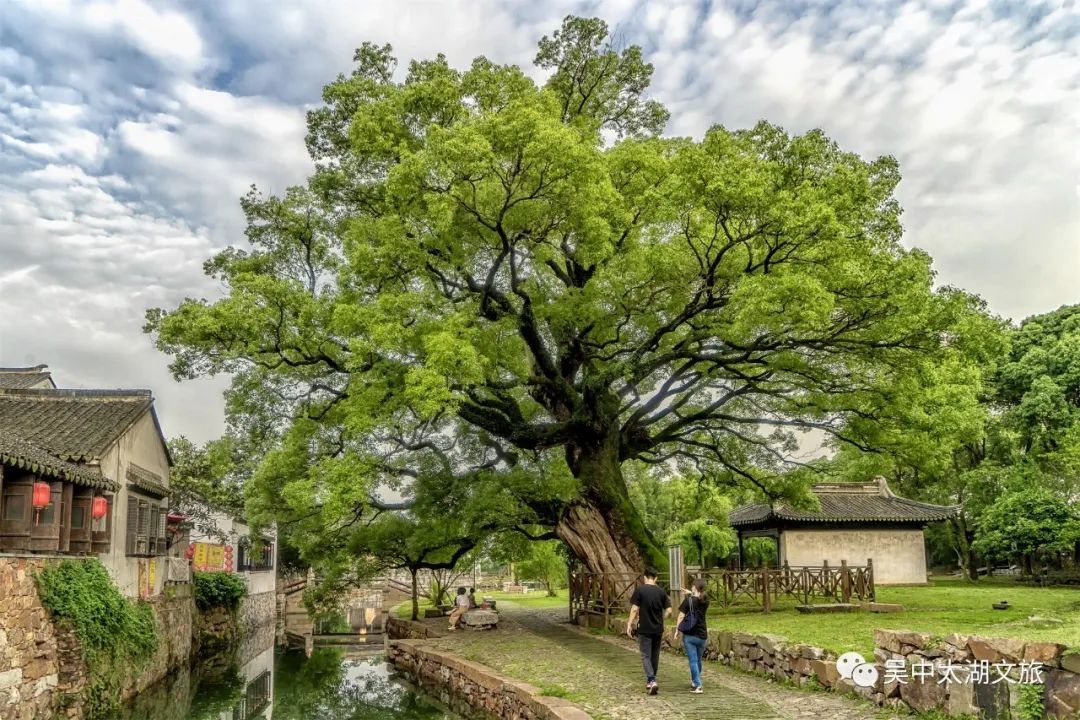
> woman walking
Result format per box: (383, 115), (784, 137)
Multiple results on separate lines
(672, 579), (709, 693)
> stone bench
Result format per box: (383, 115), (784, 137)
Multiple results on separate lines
(462, 609), (499, 630)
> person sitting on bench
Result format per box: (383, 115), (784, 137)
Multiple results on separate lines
(447, 587), (470, 631)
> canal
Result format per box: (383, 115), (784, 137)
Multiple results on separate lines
(107, 645), (459, 720)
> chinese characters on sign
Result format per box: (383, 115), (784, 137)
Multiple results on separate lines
(837, 651), (1045, 689)
(188, 542), (234, 572)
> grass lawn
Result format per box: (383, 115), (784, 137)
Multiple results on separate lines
(486, 587), (569, 609)
(392, 587), (569, 618)
(706, 576), (1080, 655)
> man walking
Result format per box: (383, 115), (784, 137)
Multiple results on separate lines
(626, 567), (671, 695)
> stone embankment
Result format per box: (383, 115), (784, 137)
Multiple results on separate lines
(386, 617), (444, 640)
(0, 556), (278, 720)
(388, 639), (591, 720)
(702, 628), (1078, 718)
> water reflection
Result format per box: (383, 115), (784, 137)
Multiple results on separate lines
(109, 644), (457, 720)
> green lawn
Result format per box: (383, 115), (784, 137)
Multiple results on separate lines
(392, 588), (569, 619)
(706, 576), (1080, 655)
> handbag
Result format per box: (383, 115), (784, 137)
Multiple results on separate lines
(677, 597), (698, 633)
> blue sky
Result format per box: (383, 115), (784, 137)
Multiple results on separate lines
(0, 0), (1077, 442)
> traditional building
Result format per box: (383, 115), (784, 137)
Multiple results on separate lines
(0, 380), (174, 597)
(727, 476), (958, 584)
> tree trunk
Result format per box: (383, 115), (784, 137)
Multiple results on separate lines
(555, 436), (666, 578)
(410, 568), (419, 622)
(950, 514), (979, 581)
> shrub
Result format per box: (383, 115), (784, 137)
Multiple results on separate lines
(35, 559), (158, 716)
(193, 571), (248, 611)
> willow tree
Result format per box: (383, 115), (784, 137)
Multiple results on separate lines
(148, 16), (987, 577)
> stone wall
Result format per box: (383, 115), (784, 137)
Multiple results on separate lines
(0, 557), (198, 720)
(388, 640), (590, 720)
(0, 558), (63, 720)
(387, 618), (442, 640)
(701, 628), (1079, 718)
(238, 590), (276, 637)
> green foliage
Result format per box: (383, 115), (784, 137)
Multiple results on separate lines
(35, 559), (158, 716)
(169, 436), (246, 516)
(1015, 682), (1045, 720)
(192, 571), (248, 611)
(973, 487), (1080, 565)
(667, 518), (736, 567)
(147, 14), (995, 579)
(515, 540), (568, 596)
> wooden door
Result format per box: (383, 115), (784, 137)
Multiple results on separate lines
(69, 487), (93, 553)
(0, 474), (32, 552)
(30, 481), (63, 552)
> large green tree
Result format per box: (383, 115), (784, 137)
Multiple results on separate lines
(148, 16), (987, 577)
(973, 487), (1080, 573)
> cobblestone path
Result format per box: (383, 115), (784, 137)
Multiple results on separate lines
(424, 604), (892, 720)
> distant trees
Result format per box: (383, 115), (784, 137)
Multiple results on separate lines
(972, 488), (1080, 574)
(515, 541), (568, 596)
(822, 304), (1080, 578)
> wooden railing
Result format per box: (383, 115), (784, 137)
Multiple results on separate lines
(691, 559), (874, 612)
(568, 570), (645, 628)
(569, 560), (875, 624)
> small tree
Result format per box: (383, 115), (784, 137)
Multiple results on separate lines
(516, 541), (568, 596)
(973, 488), (1080, 574)
(668, 519), (736, 568)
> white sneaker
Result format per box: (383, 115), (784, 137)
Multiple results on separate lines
(690, 686), (703, 694)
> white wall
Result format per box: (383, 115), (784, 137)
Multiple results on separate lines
(97, 412), (171, 598)
(780, 528), (929, 585)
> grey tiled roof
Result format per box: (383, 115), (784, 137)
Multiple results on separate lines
(0, 388), (154, 462)
(728, 477), (958, 527)
(0, 430), (117, 490)
(0, 366), (54, 389)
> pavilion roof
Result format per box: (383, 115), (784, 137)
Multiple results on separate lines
(728, 477), (957, 527)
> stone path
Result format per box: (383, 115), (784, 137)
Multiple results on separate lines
(423, 604), (895, 720)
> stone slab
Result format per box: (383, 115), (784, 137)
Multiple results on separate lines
(795, 603), (860, 614)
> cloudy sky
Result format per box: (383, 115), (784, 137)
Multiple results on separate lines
(0, 0), (1077, 443)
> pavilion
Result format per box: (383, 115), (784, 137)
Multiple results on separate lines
(727, 476), (958, 584)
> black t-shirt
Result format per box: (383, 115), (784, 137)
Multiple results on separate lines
(630, 583), (670, 636)
(678, 595), (709, 639)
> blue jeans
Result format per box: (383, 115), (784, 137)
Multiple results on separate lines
(682, 634), (707, 688)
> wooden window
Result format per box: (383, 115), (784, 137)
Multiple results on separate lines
(126, 496), (139, 556)
(127, 495), (166, 557)
(3, 492), (24, 521)
(0, 476), (32, 552)
(59, 483), (73, 553)
(238, 537), (274, 571)
(69, 486), (92, 554)
(137, 500), (150, 555)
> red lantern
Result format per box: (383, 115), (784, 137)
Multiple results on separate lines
(91, 496), (108, 520)
(32, 482), (52, 509)
(185, 543), (196, 560)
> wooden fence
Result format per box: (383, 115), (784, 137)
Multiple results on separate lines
(690, 559), (875, 612)
(569, 559), (874, 625)
(568, 570), (645, 628)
